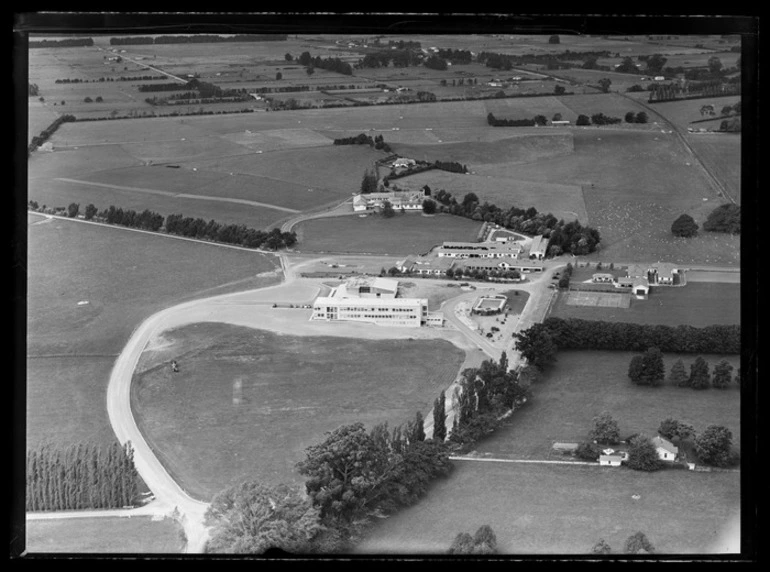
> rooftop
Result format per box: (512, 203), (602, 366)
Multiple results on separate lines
(652, 435), (679, 454)
(315, 296), (427, 307)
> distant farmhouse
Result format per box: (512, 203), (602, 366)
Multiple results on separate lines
(311, 276), (443, 327)
(592, 262), (685, 299)
(651, 436), (679, 462)
(353, 189), (427, 212)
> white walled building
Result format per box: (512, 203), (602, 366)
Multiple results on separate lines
(436, 241), (523, 259)
(528, 235), (549, 260)
(311, 276), (428, 327)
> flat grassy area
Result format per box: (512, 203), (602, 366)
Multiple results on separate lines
(687, 134), (741, 204)
(476, 129), (739, 266)
(27, 218), (280, 448)
(548, 281), (740, 326)
(355, 460), (740, 554)
(646, 95), (742, 130)
(296, 213), (483, 256)
(473, 350), (740, 460)
(25, 516), (184, 554)
(393, 170), (586, 224)
(131, 323), (466, 500)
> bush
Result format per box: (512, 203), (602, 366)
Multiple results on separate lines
(671, 214), (699, 237)
(703, 203), (740, 234)
(575, 441), (601, 461)
(626, 435), (662, 471)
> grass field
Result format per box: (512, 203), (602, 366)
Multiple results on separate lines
(472, 350), (741, 460)
(391, 170), (586, 223)
(25, 516), (185, 554)
(647, 95), (742, 131)
(295, 213), (483, 256)
(549, 281), (740, 326)
(130, 323), (467, 500)
(475, 129), (740, 266)
(27, 217), (280, 448)
(355, 460), (740, 554)
(687, 134), (741, 204)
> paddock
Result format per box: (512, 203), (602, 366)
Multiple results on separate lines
(565, 291), (631, 308)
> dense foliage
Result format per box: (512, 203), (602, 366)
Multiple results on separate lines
(627, 347), (665, 386)
(30, 37), (93, 48)
(588, 411), (621, 445)
(28, 114), (76, 154)
(448, 525), (498, 554)
(164, 214), (297, 250)
(26, 442), (140, 511)
(694, 425), (734, 467)
(624, 532), (655, 554)
(626, 435), (662, 471)
(297, 51), (353, 75)
(535, 317), (740, 354)
(671, 213), (699, 237)
(204, 481), (323, 554)
(334, 133), (391, 152)
(703, 203), (740, 234)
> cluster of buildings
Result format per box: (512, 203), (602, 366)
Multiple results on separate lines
(599, 436), (679, 467)
(396, 237), (549, 278)
(353, 189), (426, 212)
(311, 276), (443, 328)
(592, 262), (684, 299)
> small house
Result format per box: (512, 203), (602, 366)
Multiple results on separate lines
(599, 448), (624, 467)
(652, 436), (679, 462)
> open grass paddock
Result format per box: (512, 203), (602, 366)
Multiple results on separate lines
(295, 213), (483, 256)
(355, 460), (740, 555)
(472, 350), (740, 460)
(549, 281), (740, 326)
(130, 323), (467, 500)
(27, 217), (280, 448)
(25, 515), (184, 554)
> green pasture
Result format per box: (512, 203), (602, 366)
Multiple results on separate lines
(131, 323), (466, 500)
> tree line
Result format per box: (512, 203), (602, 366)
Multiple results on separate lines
(381, 160), (467, 185)
(28, 201), (297, 250)
(26, 441), (141, 512)
(28, 114), (76, 154)
(138, 82), (194, 92)
(109, 34), (287, 45)
(357, 49), (423, 69)
(628, 348), (740, 390)
(296, 51), (353, 75)
(333, 133), (392, 152)
(56, 75), (167, 84)
(29, 37), (94, 48)
(428, 189), (601, 255)
(514, 317), (740, 373)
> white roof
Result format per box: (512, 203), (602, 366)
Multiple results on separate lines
(314, 296), (426, 307)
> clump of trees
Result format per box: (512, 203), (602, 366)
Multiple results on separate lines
(422, 198), (437, 214)
(424, 55), (448, 71)
(627, 347), (665, 386)
(589, 112), (622, 125)
(26, 441), (141, 511)
(626, 435), (662, 471)
(703, 203), (740, 234)
(295, 421), (453, 550)
(694, 425), (735, 467)
(360, 169), (379, 194)
(624, 531), (655, 554)
(558, 263), (573, 289)
(671, 213), (699, 237)
(624, 111), (649, 123)
(448, 525), (498, 554)
(449, 353), (530, 448)
(205, 481), (323, 554)
(28, 114), (77, 154)
(297, 51), (353, 75)
(164, 214), (297, 250)
(334, 133), (391, 152)
(30, 37), (94, 48)
(589, 411), (620, 445)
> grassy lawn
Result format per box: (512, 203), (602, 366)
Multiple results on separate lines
(475, 129), (739, 266)
(355, 460), (740, 555)
(130, 323), (466, 500)
(687, 134), (741, 204)
(472, 350), (741, 460)
(646, 95), (742, 131)
(548, 281), (740, 326)
(296, 213), (483, 256)
(27, 218), (280, 448)
(25, 516), (184, 554)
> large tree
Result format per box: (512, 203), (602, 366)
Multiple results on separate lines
(694, 425), (733, 467)
(589, 411), (620, 445)
(432, 391), (447, 442)
(626, 435), (662, 471)
(667, 359), (689, 387)
(360, 169), (378, 194)
(646, 53), (668, 74)
(671, 214), (699, 237)
(513, 324), (558, 370)
(712, 360), (734, 389)
(204, 481), (323, 554)
(598, 78), (612, 93)
(472, 525), (498, 554)
(422, 198), (437, 214)
(624, 531), (655, 554)
(592, 539), (613, 554)
(708, 55), (723, 75)
(703, 203), (740, 234)
(689, 356), (711, 390)
(381, 200), (395, 218)
(658, 418), (694, 442)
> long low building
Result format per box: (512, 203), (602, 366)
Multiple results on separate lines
(436, 241), (523, 259)
(458, 257), (544, 273)
(353, 190), (426, 212)
(312, 296), (428, 327)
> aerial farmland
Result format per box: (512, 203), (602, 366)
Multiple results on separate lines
(22, 27), (749, 559)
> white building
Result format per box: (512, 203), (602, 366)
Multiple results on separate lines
(436, 241), (523, 259)
(352, 191), (425, 212)
(652, 436), (679, 462)
(528, 235), (549, 260)
(311, 276), (428, 327)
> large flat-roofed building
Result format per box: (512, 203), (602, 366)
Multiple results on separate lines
(352, 190), (426, 212)
(458, 257), (544, 273)
(436, 241), (522, 259)
(528, 234), (549, 260)
(311, 276), (428, 327)
(311, 297), (428, 327)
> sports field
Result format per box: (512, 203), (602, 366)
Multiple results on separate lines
(549, 281), (740, 326)
(27, 217), (280, 448)
(130, 322), (467, 500)
(565, 290), (631, 308)
(295, 213), (483, 256)
(25, 515), (185, 554)
(355, 460), (740, 555)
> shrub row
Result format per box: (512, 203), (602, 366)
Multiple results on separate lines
(28, 114), (76, 154)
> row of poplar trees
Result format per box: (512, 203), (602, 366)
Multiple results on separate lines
(26, 441), (141, 512)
